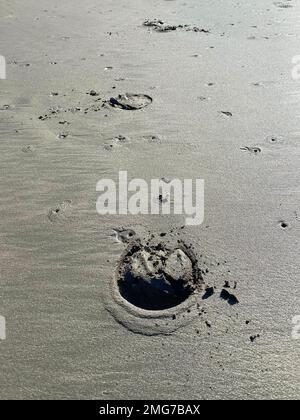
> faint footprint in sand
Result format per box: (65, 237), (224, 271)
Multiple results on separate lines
(240, 146), (262, 155)
(21, 145), (35, 153)
(109, 94), (152, 110)
(39, 106), (63, 121)
(47, 200), (72, 223)
(103, 135), (128, 150)
(142, 135), (162, 144)
(86, 89), (100, 97)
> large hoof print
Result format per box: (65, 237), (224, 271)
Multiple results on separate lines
(109, 94), (152, 110)
(107, 239), (204, 335)
(118, 243), (197, 310)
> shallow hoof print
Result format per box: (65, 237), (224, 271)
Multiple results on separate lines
(47, 200), (72, 223)
(142, 134), (162, 144)
(86, 89), (99, 97)
(107, 237), (204, 335)
(21, 145), (35, 153)
(109, 94), (152, 110)
(103, 135), (128, 151)
(116, 241), (202, 311)
(220, 288), (239, 305)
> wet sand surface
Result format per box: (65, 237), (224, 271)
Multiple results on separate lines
(0, 0), (299, 399)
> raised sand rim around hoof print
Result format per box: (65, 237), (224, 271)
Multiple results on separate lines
(106, 239), (204, 335)
(109, 94), (152, 110)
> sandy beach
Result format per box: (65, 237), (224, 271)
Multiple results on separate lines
(0, 0), (299, 400)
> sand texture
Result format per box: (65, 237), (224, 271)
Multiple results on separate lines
(0, 0), (299, 400)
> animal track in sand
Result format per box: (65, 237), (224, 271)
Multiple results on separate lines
(39, 89), (147, 121)
(47, 200), (72, 223)
(106, 236), (204, 335)
(142, 135), (162, 144)
(103, 135), (128, 150)
(21, 145), (35, 153)
(109, 94), (152, 110)
(117, 242), (201, 310)
(39, 106), (64, 121)
(106, 232), (241, 335)
(86, 90), (99, 97)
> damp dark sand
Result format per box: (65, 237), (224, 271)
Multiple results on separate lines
(0, 0), (299, 400)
